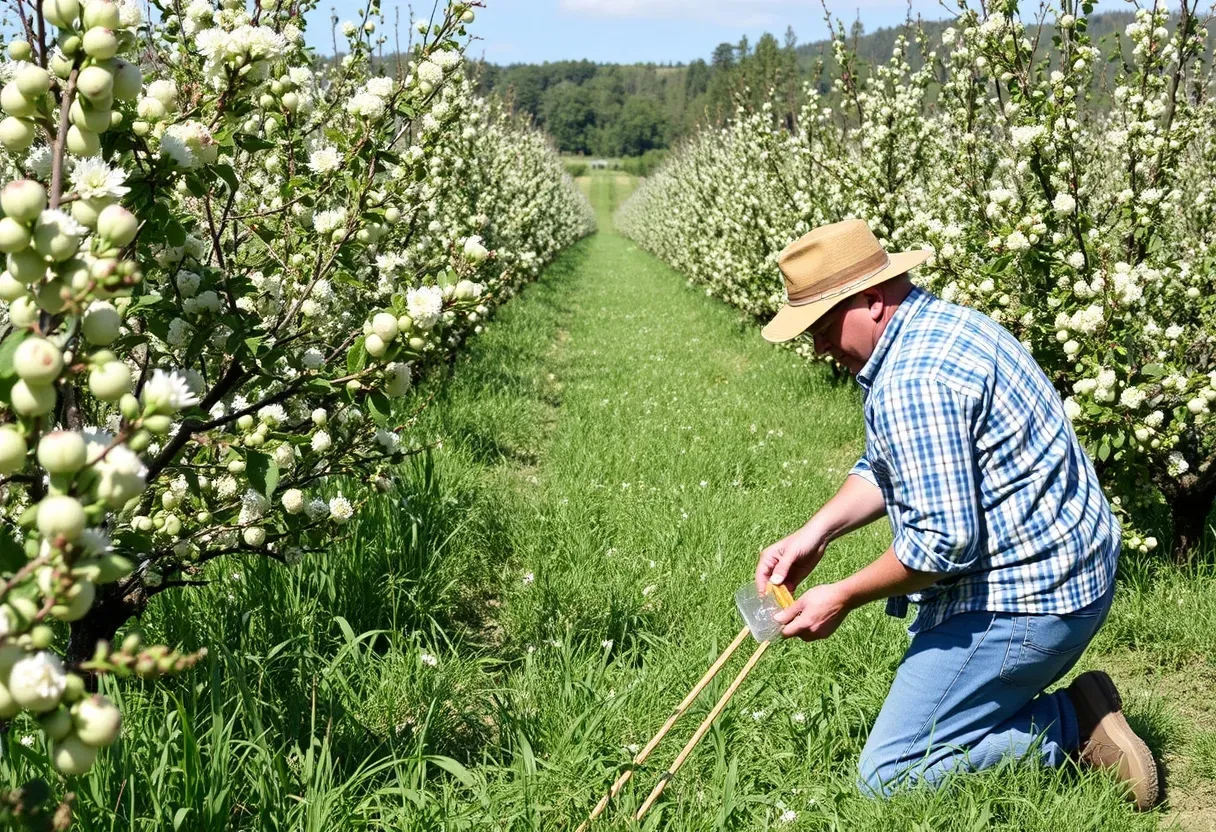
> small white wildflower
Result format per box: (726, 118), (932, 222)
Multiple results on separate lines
(308, 146), (341, 174)
(1053, 192), (1077, 214)
(143, 369), (200, 412)
(328, 494), (354, 523)
(70, 157), (130, 200)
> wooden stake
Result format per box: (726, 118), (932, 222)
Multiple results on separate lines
(577, 626), (751, 832)
(634, 639), (773, 822)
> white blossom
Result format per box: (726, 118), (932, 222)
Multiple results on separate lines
(308, 146), (341, 174)
(143, 369), (200, 412)
(328, 494), (353, 523)
(407, 285), (444, 330)
(70, 158), (130, 200)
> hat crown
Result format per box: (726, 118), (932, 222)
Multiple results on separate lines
(777, 219), (890, 306)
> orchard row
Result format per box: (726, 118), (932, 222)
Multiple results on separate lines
(620, 0), (1216, 558)
(0, 0), (593, 781)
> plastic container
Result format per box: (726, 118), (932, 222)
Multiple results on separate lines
(734, 583), (793, 643)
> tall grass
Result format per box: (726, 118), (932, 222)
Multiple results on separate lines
(0, 171), (1210, 829)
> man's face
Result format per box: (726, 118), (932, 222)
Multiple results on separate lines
(808, 291), (879, 375)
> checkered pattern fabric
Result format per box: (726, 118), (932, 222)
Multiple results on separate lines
(847, 286), (1119, 633)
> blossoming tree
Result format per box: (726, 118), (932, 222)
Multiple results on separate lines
(0, 0), (592, 786)
(619, 0), (1216, 559)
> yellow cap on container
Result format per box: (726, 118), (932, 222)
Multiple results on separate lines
(767, 583), (794, 609)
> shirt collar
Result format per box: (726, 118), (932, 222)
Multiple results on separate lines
(855, 284), (931, 393)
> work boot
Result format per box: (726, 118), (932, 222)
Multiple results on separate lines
(1066, 670), (1159, 810)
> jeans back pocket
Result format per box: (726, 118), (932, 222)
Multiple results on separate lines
(999, 606), (1106, 690)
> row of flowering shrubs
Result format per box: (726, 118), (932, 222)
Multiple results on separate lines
(0, 0), (592, 790)
(618, 0), (1215, 560)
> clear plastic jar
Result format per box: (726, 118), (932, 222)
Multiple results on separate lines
(734, 583), (788, 642)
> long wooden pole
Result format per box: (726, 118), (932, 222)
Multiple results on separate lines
(634, 639), (773, 821)
(577, 626), (751, 832)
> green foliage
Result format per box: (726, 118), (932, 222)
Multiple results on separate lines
(619, 149), (669, 178)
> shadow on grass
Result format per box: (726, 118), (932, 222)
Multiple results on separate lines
(1125, 704), (1175, 805)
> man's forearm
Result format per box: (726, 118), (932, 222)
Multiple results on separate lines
(835, 547), (942, 610)
(809, 473), (887, 542)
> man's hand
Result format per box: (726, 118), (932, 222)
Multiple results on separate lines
(773, 549), (943, 642)
(772, 582), (852, 641)
(755, 521), (829, 594)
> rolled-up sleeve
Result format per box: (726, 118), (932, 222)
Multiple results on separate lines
(871, 379), (983, 574)
(847, 453), (878, 487)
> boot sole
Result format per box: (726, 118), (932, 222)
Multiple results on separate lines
(1074, 670), (1159, 810)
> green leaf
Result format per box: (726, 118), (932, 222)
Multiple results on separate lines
(367, 391), (391, 425)
(429, 755), (476, 788)
(0, 523), (26, 574)
(214, 164), (239, 193)
(245, 451), (279, 498)
(174, 808), (192, 831)
(0, 330), (29, 379)
(347, 338), (367, 375)
(234, 133), (276, 153)
(166, 219), (187, 248)
(1142, 363), (1166, 378)
(1097, 440), (1110, 462)
(333, 616), (356, 644)
(250, 223), (276, 245)
(185, 175), (207, 199)
(113, 530), (154, 557)
(129, 292), (164, 311)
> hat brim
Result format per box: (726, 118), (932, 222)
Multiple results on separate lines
(760, 249), (932, 344)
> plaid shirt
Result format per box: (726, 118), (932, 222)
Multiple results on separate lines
(848, 285), (1119, 633)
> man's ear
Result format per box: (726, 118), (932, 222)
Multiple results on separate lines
(861, 286), (885, 322)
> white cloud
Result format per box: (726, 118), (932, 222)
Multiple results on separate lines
(558, 0), (789, 27)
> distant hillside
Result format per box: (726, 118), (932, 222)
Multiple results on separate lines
(464, 11), (1191, 157)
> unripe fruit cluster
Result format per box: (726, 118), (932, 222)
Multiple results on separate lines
(0, 0), (143, 157)
(256, 72), (300, 116)
(9, 336), (63, 417)
(362, 310), (418, 358)
(0, 642), (118, 773)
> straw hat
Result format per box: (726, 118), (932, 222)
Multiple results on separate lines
(761, 219), (931, 343)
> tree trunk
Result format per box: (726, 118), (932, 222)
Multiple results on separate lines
(65, 581), (143, 669)
(1161, 467), (1216, 564)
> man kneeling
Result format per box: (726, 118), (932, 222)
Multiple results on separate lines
(754, 220), (1158, 808)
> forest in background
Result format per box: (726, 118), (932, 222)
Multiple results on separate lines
(464, 11), (1170, 160)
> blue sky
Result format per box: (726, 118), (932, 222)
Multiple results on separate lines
(304, 0), (1139, 64)
(306, 0), (954, 63)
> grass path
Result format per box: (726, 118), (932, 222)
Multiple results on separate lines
(403, 171), (1216, 829)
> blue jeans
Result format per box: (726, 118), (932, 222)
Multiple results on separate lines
(858, 582), (1115, 795)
